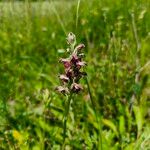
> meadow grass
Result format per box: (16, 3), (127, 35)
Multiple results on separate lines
(0, 0), (150, 149)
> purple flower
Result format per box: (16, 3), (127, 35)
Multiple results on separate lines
(71, 54), (81, 64)
(59, 58), (71, 69)
(57, 32), (86, 95)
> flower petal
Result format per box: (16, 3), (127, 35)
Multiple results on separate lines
(71, 83), (83, 93)
(75, 44), (85, 51)
(55, 86), (69, 94)
(59, 74), (69, 82)
(59, 58), (71, 69)
(76, 61), (86, 67)
(71, 54), (81, 64)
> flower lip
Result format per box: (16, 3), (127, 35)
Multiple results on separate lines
(59, 74), (69, 82)
(71, 83), (83, 93)
(59, 58), (71, 68)
(71, 54), (81, 64)
(65, 68), (73, 79)
(55, 86), (69, 94)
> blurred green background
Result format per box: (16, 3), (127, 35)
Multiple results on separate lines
(0, 0), (150, 149)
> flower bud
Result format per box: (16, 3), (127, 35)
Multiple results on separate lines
(66, 32), (76, 46)
(75, 44), (85, 51)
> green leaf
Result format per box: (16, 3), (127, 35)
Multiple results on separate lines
(133, 106), (143, 137)
(119, 116), (125, 135)
(102, 119), (119, 137)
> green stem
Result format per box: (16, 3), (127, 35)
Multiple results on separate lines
(76, 0), (81, 29)
(62, 92), (73, 149)
(85, 77), (103, 150)
(130, 12), (141, 114)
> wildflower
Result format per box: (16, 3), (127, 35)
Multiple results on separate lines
(56, 33), (87, 146)
(56, 32), (86, 94)
(12, 130), (23, 143)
